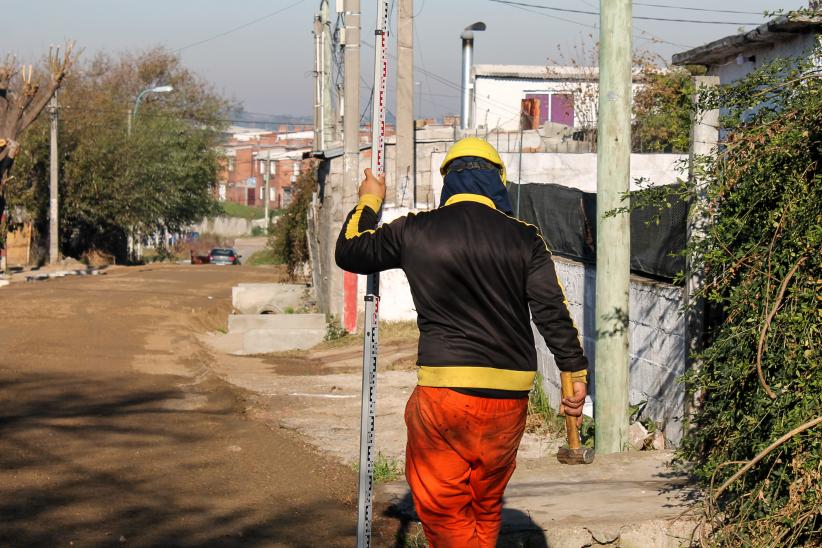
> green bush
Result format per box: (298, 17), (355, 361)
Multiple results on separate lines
(662, 41), (821, 546)
(269, 163), (317, 278)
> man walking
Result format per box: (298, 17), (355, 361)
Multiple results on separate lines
(336, 137), (588, 547)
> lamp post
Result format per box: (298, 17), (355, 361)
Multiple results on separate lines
(126, 84), (173, 260)
(127, 84), (174, 136)
(460, 22), (485, 130)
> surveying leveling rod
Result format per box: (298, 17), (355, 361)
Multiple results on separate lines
(357, 1), (390, 546)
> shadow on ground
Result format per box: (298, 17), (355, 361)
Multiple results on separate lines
(385, 491), (548, 548)
(0, 370), (360, 547)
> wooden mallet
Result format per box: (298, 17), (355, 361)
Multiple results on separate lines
(556, 371), (595, 465)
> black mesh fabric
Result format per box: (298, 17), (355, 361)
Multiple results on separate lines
(508, 183), (686, 280)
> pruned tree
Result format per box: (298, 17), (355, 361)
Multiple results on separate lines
(0, 44), (77, 196)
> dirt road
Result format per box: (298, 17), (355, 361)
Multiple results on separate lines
(0, 265), (384, 547)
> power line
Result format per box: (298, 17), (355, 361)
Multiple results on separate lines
(487, 0), (763, 25)
(176, 0), (307, 53)
(489, 0), (694, 49)
(633, 2), (764, 15)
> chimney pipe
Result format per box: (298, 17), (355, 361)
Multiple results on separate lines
(460, 22), (486, 130)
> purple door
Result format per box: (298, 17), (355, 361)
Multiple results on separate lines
(550, 94), (574, 127)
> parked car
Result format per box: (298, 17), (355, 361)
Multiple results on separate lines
(208, 248), (241, 265)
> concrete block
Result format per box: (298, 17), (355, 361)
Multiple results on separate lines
(231, 283), (307, 314)
(228, 313), (326, 333)
(630, 322), (686, 369)
(242, 327), (326, 354)
(629, 421), (650, 450)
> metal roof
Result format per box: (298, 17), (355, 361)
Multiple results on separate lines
(473, 64), (599, 81)
(672, 14), (822, 67)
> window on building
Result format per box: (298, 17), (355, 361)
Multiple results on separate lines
(259, 160), (265, 174)
(219, 184), (227, 201)
(293, 161), (301, 176)
(269, 188), (276, 202)
(260, 187), (264, 200)
(228, 157), (235, 172)
(283, 187), (293, 207)
(524, 93), (575, 127)
(270, 162), (276, 175)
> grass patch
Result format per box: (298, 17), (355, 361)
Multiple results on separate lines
(353, 452), (403, 484)
(317, 319), (419, 350)
(220, 201), (265, 220)
(526, 373), (565, 437)
(245, 248), (281, 266)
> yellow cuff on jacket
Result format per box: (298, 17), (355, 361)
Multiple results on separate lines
(359, 194), (383, 213)
(417, 366), (536, 391)
(570, 369), (588, 384)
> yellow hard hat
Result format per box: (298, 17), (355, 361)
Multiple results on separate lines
(440, 137), (507, 185)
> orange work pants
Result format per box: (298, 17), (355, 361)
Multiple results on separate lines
(404, 386), (528, 548)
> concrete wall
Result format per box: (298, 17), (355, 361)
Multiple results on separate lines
(190, 216), (267, 238)
(374, 253), (687, 444)
(537, 258), (687, 444)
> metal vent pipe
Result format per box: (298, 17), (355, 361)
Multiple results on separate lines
(460, 22), (485, 130)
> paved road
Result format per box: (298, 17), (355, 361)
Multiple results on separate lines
(0, 265), (385, 547)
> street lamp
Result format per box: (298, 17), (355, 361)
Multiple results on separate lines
(126, 84), (173, 261)
(460, 22), (485, 130)
(128, 85), (174, 136)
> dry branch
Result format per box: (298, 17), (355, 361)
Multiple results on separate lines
(755, 255), (807, 399)
(713, 415), (822, 499)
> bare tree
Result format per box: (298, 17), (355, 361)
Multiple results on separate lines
(0, 43), (77, 194)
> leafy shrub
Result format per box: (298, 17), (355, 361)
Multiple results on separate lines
(667, 42), (821, 546)
(269, 163), (316, 279)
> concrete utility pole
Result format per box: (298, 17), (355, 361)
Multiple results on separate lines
(396, 0), (414, 207)
(343, 0), (360, 212)
(321, 0), (334, 147)
(313, 14), (323, 151)
(48, 94), (59, 265)
(684, 75), (719, 416)
(263, 155), (272, 231)
(594, 0), (632, 454)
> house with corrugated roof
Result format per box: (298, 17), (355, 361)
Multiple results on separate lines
(672, 11), (822, 82)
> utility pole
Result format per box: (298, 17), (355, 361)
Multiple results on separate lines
(263, 154), (271, 231)
(320, 0), (333, 149)
(48, 94), (59, 265)
(684, 75), (719, 418)
(343, 0), (360, 213)
(396, 0), (414, 208)
(594, 0), (632, 454)
(313, 14), (323, 151)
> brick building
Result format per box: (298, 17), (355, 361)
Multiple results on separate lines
(218, 126), (314, 209)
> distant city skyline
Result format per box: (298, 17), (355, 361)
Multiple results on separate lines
(6, 0), (792, 121)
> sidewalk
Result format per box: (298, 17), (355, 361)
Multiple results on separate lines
(380, 450), (698, 547)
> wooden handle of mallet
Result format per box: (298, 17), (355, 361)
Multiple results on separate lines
(560, 371), (581, 450)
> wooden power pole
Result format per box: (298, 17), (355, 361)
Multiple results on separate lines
(594, 0), (632, 454)
(395, 0), (414, 207)
(343, 0), (360, 213)
(48, 94), (59, 264)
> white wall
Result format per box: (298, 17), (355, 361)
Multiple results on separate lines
(430, 152), (686, 205)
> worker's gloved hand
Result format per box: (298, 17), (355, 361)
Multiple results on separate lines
(560, 381), (587, 428)
(359, 168), (386, 201)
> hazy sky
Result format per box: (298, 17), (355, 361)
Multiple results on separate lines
(5, 0), (795, 121)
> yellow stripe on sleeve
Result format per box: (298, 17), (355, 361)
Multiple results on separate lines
(344, 194), (383, 240)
